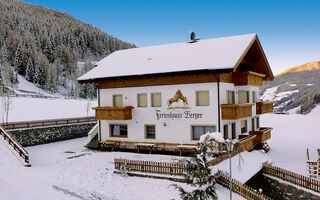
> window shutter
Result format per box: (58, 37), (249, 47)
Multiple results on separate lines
(138, 94), (147, 107)
(197, 91), (209, 106)
(113, 95), (123, 107)
(151, 93), (162, 107)
(238, 91), (249, 104)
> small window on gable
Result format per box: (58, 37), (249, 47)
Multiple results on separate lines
(137, 93), (147, 107)
(227, 91), (235, 104)
(113, 95), (123, 107)
(196, 90), (209, 106)
(145, 125), (155, 139)
(151, 93), (162, 107)
(241, 120), (247, 134)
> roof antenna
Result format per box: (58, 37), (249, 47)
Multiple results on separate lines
(188, 30), (199, 43)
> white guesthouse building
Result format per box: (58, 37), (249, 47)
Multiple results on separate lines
(78, 34), (274, 150)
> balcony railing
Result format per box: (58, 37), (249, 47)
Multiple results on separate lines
(92, 106), (134, 120)
(232, 71), (265, 86)
(256, 102), (273, 114)
(249, 127), (272, 144)
(221, 103), (254, 120)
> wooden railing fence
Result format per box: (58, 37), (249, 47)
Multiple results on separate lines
(114, 158), (186, 176)
(114, 158), (272, 199)
(262, 162), (320, 193)
(218, 172), (272, 200)
(1, 116), (96, 130)
(0, 126), (30, 166)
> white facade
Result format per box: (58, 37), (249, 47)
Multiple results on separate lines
(98, 82), (260, 144)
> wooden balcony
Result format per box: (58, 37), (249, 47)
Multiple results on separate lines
(92, 106), (134, 120)
(221, 103), (254, 120)
(249, 127), (272, 144)
(232, 71), (265, 86)
(256, 102), (273, 114)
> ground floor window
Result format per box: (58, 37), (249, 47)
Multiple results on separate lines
(251, 118), (255, 131)
(223, 124), (229, 139)
(231, 123), (236, 139)
(192, 125), (216, 140)
(241, 120), (247, 134)
(110, 124), (127, 137)
(145, 125), (155, 139)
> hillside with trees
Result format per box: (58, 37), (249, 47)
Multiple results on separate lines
(0, 0), (135, 99)
(260, 61), (320, 114)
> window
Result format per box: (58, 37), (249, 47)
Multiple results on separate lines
(252, 91), (256, 103)
(227, 91), (235, 104)
(241, 120), (247, 134)
(256, 116), (260, 129)
(238, 91), (249, 104)
(137, 93), (147, 107)
(196, 90), (209, 106)
(231, 123), (236, 139)
(151, 93), (162, 107)
(192, 125), (216, 140)
(251, 118), (255, 131)
(145, 125), (155, 139)
(110, 124), (127, 137)
(223, 124), (228, 139)
(113, 94), (123, 107)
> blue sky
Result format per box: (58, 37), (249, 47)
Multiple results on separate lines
(24, 0), (320, 74)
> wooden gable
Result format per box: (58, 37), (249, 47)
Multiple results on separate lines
(234, 36), (274, 81)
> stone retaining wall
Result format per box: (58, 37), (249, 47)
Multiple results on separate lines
(7, 122), (96, 147)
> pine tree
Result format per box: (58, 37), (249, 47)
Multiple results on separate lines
(172, 134), (221, 200)
(35, 54), (48, 87)
(25, 57), (34, 82)
(43, 37), (54, 63)
(13, 41), (23, 74)
(46, 63), (57, 93)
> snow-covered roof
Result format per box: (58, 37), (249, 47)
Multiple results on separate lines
(78, 34), (257, 81)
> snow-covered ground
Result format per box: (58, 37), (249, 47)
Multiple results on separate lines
(262, 106), (320, 175)
(0, 138), (244, 200)
(0, 97), (97, 122)
(0, 96), (319, 199)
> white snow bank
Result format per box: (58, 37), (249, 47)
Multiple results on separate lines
(216, 150), (272, 183)
(262, 113), (320, 175)
(0, 97), (97, 122)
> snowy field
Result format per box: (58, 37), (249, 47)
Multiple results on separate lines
(0, 137), (244, 200)
(262, 106), (320, 175)
(0, 96), (319, 199)
(0, 97), (97, 122)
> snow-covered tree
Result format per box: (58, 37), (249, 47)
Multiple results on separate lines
(13, 41), (23, 74)
(46, 63), (57, 93)
(172, 133), (224, 200)
(25, 57), (34, 82)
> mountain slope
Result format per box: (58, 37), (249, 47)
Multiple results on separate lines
(276, 61), (320, 76)
(0, 0), (136, 98)
(260, 65), (320, 114)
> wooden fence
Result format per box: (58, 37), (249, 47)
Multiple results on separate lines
(262, 162), (320, 193)
(1, 116), (96, 130)
(0, 126), (30, 166)
(114, 158), (272, 199)
(114, 158), (186, 176)
(218, 172), (272, 200)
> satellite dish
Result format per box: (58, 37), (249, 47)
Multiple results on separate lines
(190, 32), (196, 42)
